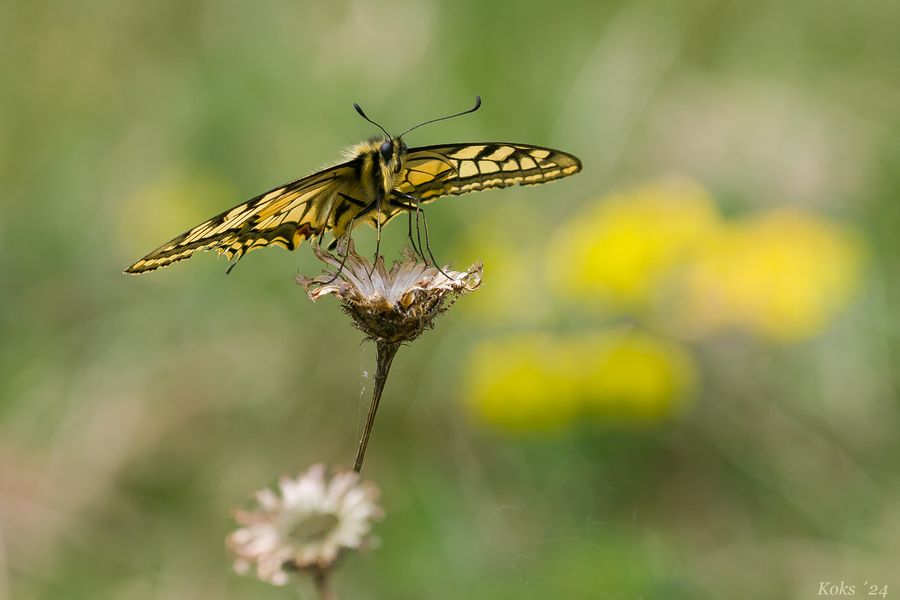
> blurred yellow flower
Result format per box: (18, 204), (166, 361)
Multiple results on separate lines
(546, 177), (719, 311)
(457, 207), (556, 324)
(464, 329), (696, 433)
(543, 175), (864, 342)
(675, 208), (865, 341)
(465, 333), (584, 433)
(116, 171), (235, 258)
(580, 331), (696, 420)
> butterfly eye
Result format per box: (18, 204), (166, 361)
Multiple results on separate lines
(380, 140), (393, 160)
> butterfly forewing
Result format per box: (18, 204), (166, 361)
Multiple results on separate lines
(125, 137), (582, 274)
(124, 163), (355, 274)
(396, 143), (581, 202)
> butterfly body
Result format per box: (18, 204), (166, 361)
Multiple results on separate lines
(331, 136), (409, 236)
(124, 103), (581, 274)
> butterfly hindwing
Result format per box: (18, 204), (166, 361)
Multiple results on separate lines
(396, 143), (582, 202)
(125, 163), (355, 274)
(125, 138), (582, 274)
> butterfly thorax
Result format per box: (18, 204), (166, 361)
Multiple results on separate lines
(350, 137), (408, 200)
(324, 137), (409, 239)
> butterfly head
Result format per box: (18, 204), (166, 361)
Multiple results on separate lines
(354, 96), (482, 175)
(377, 137), (408, 173)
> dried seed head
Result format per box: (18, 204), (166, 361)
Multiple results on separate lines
(297, 241), (482, 344)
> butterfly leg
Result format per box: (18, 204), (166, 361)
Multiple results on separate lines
(392, 191), (452, 279)
(321, 215), (358, 285)
(321, 193), (376, 284)
(419, 206), (454, 279)
(405, 210), (422, 258)
(369, 196), (385, 277)
(390, 195), (424, 260)
(338, 192), (384, 276)
(391, 192), (428, 265)
(326, 191), (370, 254)
(414, 200), (426, 266)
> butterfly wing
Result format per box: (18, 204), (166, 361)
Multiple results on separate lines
(125, 162), (356, 274)
(395, 143), (581, 202)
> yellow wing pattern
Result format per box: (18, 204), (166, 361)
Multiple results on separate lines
(125, 142), (581, 274)
(396, 143), (582, 202)
(125, 163), (354, 274)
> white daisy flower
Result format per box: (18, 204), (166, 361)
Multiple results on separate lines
(227, 464), (383, 586)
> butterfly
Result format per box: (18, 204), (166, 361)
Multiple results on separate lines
(124, 97), (582, 274)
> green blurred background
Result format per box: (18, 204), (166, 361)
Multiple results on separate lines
(2, 0), (899, 598)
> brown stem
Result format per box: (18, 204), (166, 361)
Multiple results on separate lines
(312, 569), (337, 600)
(353, 341), (400, 472)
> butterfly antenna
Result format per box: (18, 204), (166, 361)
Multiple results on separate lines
(353, 103), (391, 139)
(399, 96), (481, 137)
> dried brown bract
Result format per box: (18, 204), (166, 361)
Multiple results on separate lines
(297, 241), (482, 344)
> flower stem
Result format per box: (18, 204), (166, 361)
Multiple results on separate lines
(354, 341), (400, 472)
(312, 568), (337, 600)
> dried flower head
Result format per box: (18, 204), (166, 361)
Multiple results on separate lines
(227, 464), (383, 586)
(297, 241), (483, 344)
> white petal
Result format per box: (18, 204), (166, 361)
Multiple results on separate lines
(255, 488), (280, 511)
